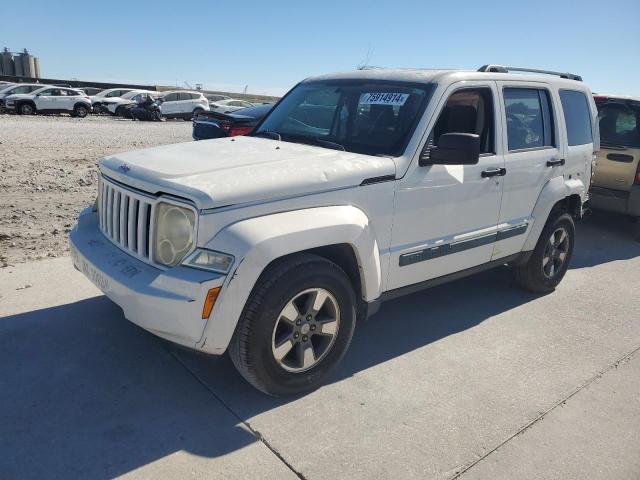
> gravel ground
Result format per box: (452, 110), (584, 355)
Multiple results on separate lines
(0, 114), (192, 266)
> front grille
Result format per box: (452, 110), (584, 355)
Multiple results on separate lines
(98, 176), (155, 263)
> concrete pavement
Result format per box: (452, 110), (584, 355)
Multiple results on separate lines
(1, 212), (639, 479)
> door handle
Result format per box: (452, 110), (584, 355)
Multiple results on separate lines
(546, 158), (565, 167)
(481, 167), (506, 178)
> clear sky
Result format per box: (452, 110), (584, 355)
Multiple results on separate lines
(3, 0), (639, 97)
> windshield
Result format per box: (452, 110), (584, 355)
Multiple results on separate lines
(597, 101), (640, 148)
(255, 80), (434, 156)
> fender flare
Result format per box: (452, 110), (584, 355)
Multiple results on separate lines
(16, 100), (36, 112)
(197, 205), (381, 354)
(522, 176), (586, 251)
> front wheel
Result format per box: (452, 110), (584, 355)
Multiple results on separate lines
(19, 103), (35, 115)
(228, 253), (357, 396)
(513, 211), (575, 293)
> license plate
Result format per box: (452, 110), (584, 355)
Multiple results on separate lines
(72, 246), (110, 292)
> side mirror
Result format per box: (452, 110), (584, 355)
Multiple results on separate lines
(420, 133), (480, 166)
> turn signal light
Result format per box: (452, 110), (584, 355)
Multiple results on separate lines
(202, 287), (221, 319)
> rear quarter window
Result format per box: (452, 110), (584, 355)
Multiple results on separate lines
(559, 90), (593, 146)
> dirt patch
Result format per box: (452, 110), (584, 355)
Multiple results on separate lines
(0, 114), (192, 266)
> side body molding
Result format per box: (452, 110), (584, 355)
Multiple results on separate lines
(197, 205), (382, 354)
(522, 176), (586, 251)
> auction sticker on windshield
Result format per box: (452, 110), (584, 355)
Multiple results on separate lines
(359, 92), (409, 106)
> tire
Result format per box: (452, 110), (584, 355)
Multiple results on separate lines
(228, 253), (357, 396)
(19, 103), (35, 115)
(74, 104), (89, 118)
(513, 210), (575, 293)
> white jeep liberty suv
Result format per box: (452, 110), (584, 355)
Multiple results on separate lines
(70, 65), (599, 396)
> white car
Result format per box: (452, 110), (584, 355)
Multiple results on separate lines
(159, 90), (209, 120)
(90, 88), (136, 112)
(209, 98), (254, 114)
(70, 65), (599, 396)
(5, 86), (91, 117)
(101, 90), (157, 115)
(0, 83), (47, 112)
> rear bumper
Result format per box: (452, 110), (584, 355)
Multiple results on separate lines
(69, 209), (226, 350)
(590, 185), (640, 217)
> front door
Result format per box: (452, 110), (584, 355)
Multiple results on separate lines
(387, 82), (505, 290)
(34, 88), (58, 110)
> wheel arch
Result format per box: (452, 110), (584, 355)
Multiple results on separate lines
(17, 99), (36, 112)
(523, 176), (586, 251)
(197, 205), (381, 354)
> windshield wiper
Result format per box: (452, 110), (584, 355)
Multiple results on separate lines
(285, 133), (346, 152)
(254, 131), (281, 141)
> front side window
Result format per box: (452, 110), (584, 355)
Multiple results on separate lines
(255, 80), (434, 156)
(426, 88), (495, 156)
(559, 90), (593, 146)
(596, 102), (639, 148)
(163, 93), (178, 101)
(504, 88), (555, 151)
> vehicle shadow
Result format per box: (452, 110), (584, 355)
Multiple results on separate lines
(0, 297), (257, 479)
(1, 214), (637, 478)
(572, 211), (640, 268)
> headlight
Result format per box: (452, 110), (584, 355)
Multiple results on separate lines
(183, 249), (234, 274)
(154, 202), (196, 267)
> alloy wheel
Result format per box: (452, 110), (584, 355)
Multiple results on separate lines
(271, 288), (340, 373)
(542, 227), (570, 278)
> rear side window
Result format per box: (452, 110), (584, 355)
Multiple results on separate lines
(504, 88), (555, 151)
(560, 90), (593, 146)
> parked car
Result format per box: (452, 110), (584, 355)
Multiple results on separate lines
(5, 86), (91, 117)
(70, 65), (598, 396)
(90, 88), (136, 113)
(0, 83), (46, 112)
(590, 94), (640, 239)
(159, 90), (209, 120)
(102, 90), (157, 116)
(192, 103), (273, 140)
(209, 98), (255, 114)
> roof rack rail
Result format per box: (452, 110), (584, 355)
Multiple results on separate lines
(477, 65), (582, 82)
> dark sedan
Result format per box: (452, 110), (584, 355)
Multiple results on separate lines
(192, 103), (273, 140)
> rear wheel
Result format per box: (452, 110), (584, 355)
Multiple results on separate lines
(228, 253), (357, 396)
(73, 104), (89, 118)
(19, 103), (35, 115)
(513, 210), (575, 293)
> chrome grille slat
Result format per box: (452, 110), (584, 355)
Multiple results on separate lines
(97, 176), (155, 263)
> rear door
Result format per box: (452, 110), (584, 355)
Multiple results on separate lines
(493, 82), (561, 258)
(592, 99), (640, 191)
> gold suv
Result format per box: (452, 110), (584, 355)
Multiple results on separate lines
(591, 94), (640, 240)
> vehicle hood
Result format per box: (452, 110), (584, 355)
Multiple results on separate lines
(99, 136), (396, 210)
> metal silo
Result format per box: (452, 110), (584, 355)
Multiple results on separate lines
(34, 56), (41, 78)
(1, 47), (14, 76)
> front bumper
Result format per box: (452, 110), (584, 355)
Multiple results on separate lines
(69, 209), (226, 350)
(590, 184), (640, 217)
